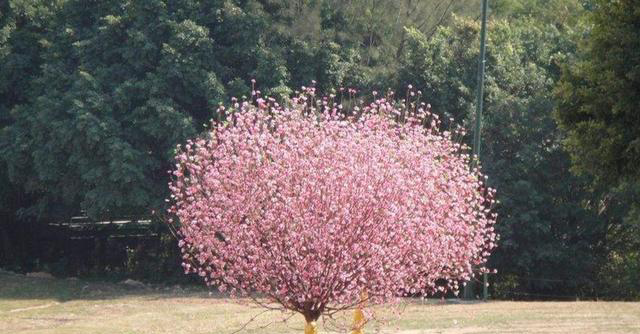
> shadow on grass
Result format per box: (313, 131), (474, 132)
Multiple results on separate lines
(0, 271), (225, 303)
(0, 271), (487, 307)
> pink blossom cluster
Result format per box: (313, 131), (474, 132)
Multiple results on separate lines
(169, 88), (497, 322)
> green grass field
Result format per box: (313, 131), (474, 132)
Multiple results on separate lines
(1, 271), (639, 333)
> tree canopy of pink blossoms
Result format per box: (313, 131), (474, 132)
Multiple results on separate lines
(169, 88), (497, 327)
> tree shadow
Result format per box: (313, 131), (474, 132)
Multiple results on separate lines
(0, 272), (227, 303)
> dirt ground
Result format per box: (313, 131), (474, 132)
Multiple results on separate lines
(1, 271), (639, 333)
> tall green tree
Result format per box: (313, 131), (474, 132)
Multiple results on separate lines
(397, 13), (606, 296)
(0, 0), (59, 263)
(1, 0), (296, 220)
(3, 0), (216, 219)
(555, 0), (640, 188)
(555, 0), (640, 299)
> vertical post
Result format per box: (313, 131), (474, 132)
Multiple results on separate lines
(483, 273), (488, 301)
(464, 0), (489, 301)
(473, 0), (489, 162)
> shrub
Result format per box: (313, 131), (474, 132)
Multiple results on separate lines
(169, 87), (497, 331)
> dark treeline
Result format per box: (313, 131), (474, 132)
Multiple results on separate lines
(0, 0), (638, 299)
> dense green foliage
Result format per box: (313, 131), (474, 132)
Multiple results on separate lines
(556, 0), (640, 187)
(0, 0), (470, 220)
(0, 0), (474, 279)
(555, 0), (640, 299)
(0, 0), (638, 299)
(396, 13), (609, 298)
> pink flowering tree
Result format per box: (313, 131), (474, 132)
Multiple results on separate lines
(169, 87), (497, 333)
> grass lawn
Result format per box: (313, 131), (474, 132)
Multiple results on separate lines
(1, 271), (639, 333)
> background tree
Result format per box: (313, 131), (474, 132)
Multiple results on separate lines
(2, 0), (302, 220)
(555, 0), (640, 299)
(0, 0), (57, 266)
(396, 12), (608, 297)
(555, 0), (639, 188)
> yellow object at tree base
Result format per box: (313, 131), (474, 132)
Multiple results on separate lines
(305, 320), (318, 334)
(351, 307), (365, 334)
(352, 291), (367, 334)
